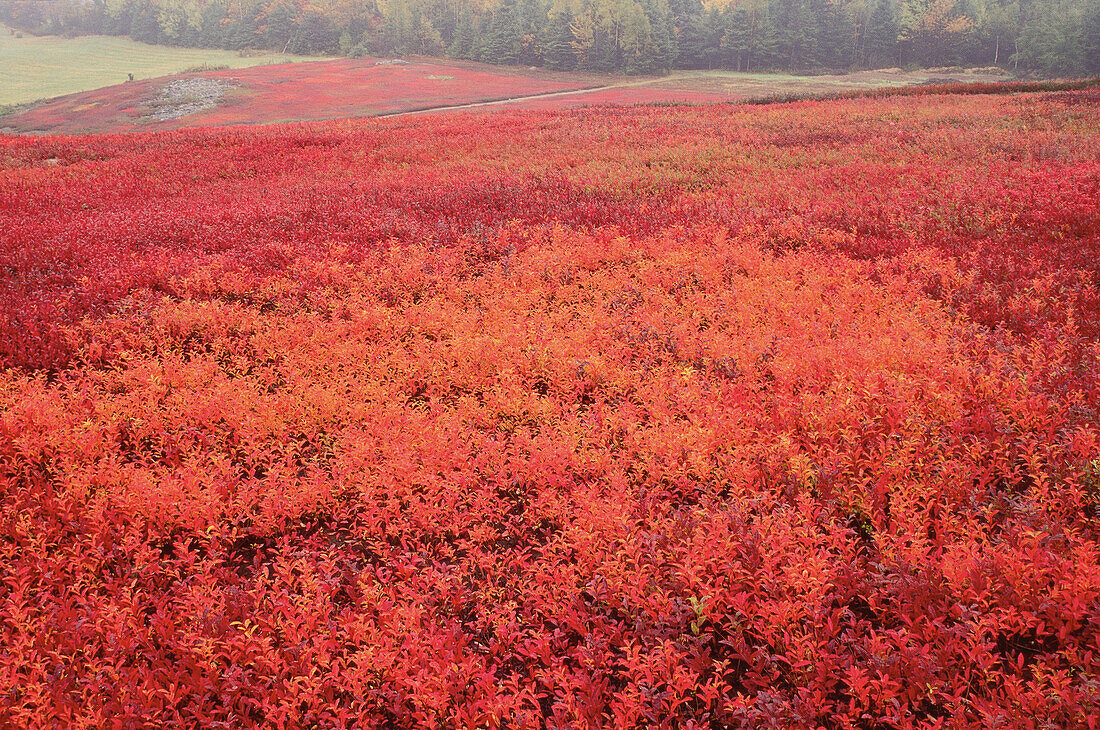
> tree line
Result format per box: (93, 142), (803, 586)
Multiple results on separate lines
(4, 0), (1099, 75)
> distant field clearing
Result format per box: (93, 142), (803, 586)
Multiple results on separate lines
(1, 54), (1017, 135)
(0, 25), (324, 105)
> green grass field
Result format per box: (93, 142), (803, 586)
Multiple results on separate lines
(0, 26), (324, 106)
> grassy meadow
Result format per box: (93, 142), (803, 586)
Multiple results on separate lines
(0, 25), (323, 106)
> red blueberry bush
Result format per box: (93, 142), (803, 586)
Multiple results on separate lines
(1, 90), (1099, 727)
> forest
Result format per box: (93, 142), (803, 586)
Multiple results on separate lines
(2, 0), (1098, 75)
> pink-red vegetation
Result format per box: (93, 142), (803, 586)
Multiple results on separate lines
(1, 58), (591, 134)
(1, 91), (1099, 727)
(500, 86), (734, 111)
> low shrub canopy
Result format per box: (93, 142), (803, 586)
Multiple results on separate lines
(1, 90), (1099, 727)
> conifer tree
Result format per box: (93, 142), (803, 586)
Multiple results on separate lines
(1082, 0), (1100, 70)
(865, 0), (899, 66)
(541, 10), (577, 69)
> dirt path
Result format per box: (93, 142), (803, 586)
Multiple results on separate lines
(378, 74), (702, 117)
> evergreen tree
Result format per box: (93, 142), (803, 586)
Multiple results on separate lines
(414, 13), (444, 54)
(258, 1), (297, 51)
(812, 0), (856, 68)
(226, 14), (259, 51)
(291, 10), (340, 53)
(1082, 0), (1100, 71)
(900, 0), (975, 66)
(541, 10), (577, 69)
(675, 10), (708, 66)
(129, 2), (161, 44)
(774, 0), (815, 68)
(376, 0), (416, 54)
(620, 0), (659, 73)
(651, 4), (678, 69)
(1016, 0), (1084, 74)
(969, 0), (1018, 65)
(588, 26), (618, 70)
(865, 0), (899, 66)
(511, 0), (543, 65)
(751, 6), (781, 69)
(718, 6), (749, 70)
(448, 8), (479, 58)
(198, 2), (229, 48)
(480, 1), (522, 64)
(105, 0), (136, 36)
